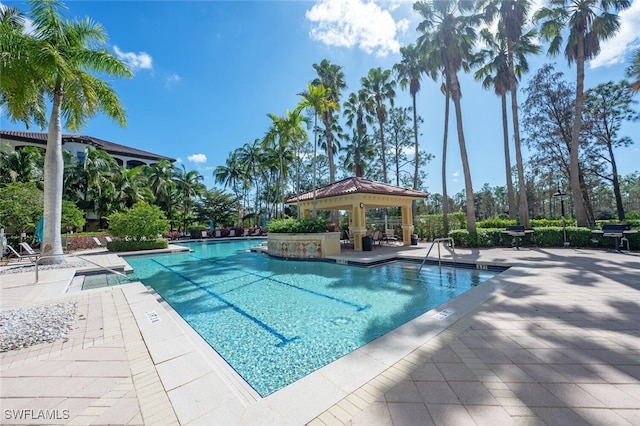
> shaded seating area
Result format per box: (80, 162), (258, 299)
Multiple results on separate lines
(384, 229), (398, 245)
(284, 177), (428, 252)
(592, 224), (637, 252)
(501, 225), (534, 250)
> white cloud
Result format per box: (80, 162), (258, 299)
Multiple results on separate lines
(113, 45), (153, 71)
(305, 0), (409, 57)
(188, 153), (207, 164)
(165, 73), (181, 88)
(590, 1), (640, 69)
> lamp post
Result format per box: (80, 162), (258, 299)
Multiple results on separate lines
(553, 184), (569, 248)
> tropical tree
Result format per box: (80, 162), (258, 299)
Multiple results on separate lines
(145, 159), (177, 226)
(111, 165), (153, 211)
(481, 0), (540, 227)
(475, 23), (539, 220)
(236, 139), (265, 225)
(343, 89), (375, 178)
(312, 59), (346, 185)
(361, 67), (396, 184)
(394, 44), (428, 190)
(0, 145), (44, 184)
(582, 80), (638, 220)
(415, 0), (481, 233)
(214, 149), (247, 223)
(628, 48), (640, 93)
(0, 0), (132, 261)
(174, 165), (206, 231)
(535, 0), (631, 226)
(297, 83), (337, 216)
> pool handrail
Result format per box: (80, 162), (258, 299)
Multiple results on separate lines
(418, 237), (456, 273)
(35, 253), (129, 284)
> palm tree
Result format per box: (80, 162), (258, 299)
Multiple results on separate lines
(312, 59), (346, 185)
(393, 44), (428, 190)
(145, 159), (176, 226)
(628, 48), (640, 93)
(297, 83), (337, 216)
(0, 146), (44, 184)
(0, 0), (132, 260)
(415, 0), (481, 233)
(482, 0), (539, 227)
(475, 24), (538, 221)
(535, 0), (631, 226)
(343, 89), (375, 178)
(361, 67), (396, 184)
(236, 139), (264, 226)
(174, 165), (206, 231)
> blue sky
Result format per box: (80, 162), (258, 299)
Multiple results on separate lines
(2, 0), (639, 195)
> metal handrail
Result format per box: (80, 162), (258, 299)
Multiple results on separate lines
(35, 253), (129, 284)
(418, 237), (456, 273)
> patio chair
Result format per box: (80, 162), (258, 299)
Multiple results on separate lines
(215, 229), (222, 238)
(252, 228), (262, 236)
(105, 236), (113, 243)
(92, 237), (104, 247)
(243, 228), (250, 237)
(18, 242), (40, 261)
(201, 230), (209, 239)
(229, 229), (236, 237)
(372, 229), (383, 247)
(384, 229), (398, 244)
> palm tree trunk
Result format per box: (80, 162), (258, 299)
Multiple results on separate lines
(608, 142), (625, 220)
(442, 87), (450, 236)
(378, 115), (388, 183)
(42, 89), (65, 262)
(312, 114), (318, 218)
(450, 72), (476, 233)
(571, 34), (588, 227)
(508, 49), (529, 227)
(501, 92), (516, 219)
(412, 93), (420, 190)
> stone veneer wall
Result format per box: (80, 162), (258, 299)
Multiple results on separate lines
(267, 232), (341, 259)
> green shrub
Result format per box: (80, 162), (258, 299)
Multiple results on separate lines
(106, 239), (168, 252)
(530, 218), (577, 227)
(266, 217), (329, 233)
(477, 218), (517, 229)
(414, 212), (467, 240)
(61, 200), (86, 232)
(107, 202), (169, 241)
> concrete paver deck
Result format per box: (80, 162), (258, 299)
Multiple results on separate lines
(1, 244), (639, 425)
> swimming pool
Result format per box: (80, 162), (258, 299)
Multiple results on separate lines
(125, 240), (497, 396)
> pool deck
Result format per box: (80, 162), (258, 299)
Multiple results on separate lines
(1, 242), (639, 425)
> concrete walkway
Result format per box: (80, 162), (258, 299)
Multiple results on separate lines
(1, 245), (639, 425)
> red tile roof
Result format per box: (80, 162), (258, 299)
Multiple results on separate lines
(285, 177), (428, 203)
(0, 130), (175, 162)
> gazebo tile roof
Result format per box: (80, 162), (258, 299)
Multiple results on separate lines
(285, 177), (428, 203)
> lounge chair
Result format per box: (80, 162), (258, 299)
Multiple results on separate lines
(201, 230), (209, 239)
(105, 236), (113, 243)
(372, 229), (383, 246)
(384, 229), (398, 244)
(243, 228), (250, 237)
(252, 228), (262, 236)
(92, 237), (104, 247)
(18, 242), (40, 261)
(229, 229), (236, 237)
(215, 229), (222, 238)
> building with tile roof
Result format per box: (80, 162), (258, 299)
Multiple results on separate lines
(0, 130), (175, 168)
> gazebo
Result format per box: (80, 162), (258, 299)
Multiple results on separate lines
(285, 177), (429, 251)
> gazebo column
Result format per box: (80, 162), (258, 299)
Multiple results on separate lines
(351, 203), (367, 251)
(400, 204), (414, 246)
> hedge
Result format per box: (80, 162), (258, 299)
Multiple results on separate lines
(106, 239), (168, 252)
(449, 227), (639, 250)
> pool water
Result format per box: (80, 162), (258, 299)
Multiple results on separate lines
(125, 240), (497, 396)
